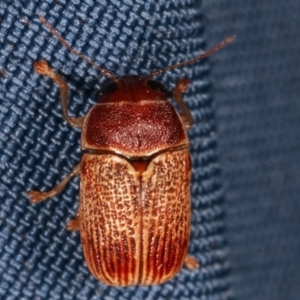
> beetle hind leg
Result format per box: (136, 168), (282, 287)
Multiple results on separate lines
(27, 163), (80, 203)
(172, 78), (194, 130)
(184, 255), (200, 270)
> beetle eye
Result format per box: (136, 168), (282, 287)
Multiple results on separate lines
(147, 80), (167, 94)
(99, 81), (118, 96)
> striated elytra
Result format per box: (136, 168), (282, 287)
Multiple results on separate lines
(27, 16), (234, 286)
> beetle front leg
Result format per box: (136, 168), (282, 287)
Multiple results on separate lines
(172, 79), (194, 130)
(34, 60), (84, 128)
(27, 163), (80, 203)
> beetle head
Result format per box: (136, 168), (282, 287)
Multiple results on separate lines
(97, 75), (169, 103)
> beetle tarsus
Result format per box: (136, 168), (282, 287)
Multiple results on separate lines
(27, 190), (53, 203)
(33, 60), (54, 77)
(184, 255), (200, 270)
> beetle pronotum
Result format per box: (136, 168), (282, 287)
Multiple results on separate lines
(28, 15), (234, 286)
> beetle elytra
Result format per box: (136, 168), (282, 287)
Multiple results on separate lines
(27, 16), (234, 286)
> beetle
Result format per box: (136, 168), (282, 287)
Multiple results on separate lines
(27, 16), (233, 286)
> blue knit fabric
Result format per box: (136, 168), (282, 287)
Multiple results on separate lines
(0, 1), (230, 299)
(202, 1), (300, 300)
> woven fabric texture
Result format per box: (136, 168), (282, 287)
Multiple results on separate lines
(202, 1), (300, 300)
(0, 1), (230, 299)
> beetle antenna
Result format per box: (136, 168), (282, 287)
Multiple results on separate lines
(38, 15), (115, 80)
(148, 36), (235, 78)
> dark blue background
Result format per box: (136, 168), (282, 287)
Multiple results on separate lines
(202, 1), (300, 299)
(0, 0), (299, 299)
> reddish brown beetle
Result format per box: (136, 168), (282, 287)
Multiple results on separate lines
(28, 16), (233, 286)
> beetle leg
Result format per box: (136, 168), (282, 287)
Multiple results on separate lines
(172, 78), (194, 130)
(67, 210), (80, 231)
(34, 60), (84, 128)
(184, 255), (200, 270)
(67, 217), (80, 231)
(27, 163), (80, 203)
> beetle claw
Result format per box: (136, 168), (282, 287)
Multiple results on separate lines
(33, 60), (56, 79)
(27, 190), (49, 203)
(33, 60), (49, 75)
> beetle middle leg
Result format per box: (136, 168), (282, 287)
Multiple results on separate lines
(34, 60), (84, 128)
(172, 79), (194, 130)
(27, 163), (80, 203)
